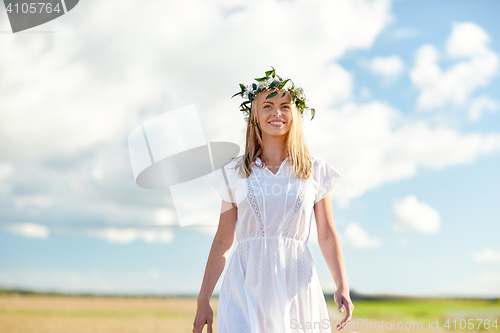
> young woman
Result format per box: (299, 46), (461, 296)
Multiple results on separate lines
(193, 68), (354, 333)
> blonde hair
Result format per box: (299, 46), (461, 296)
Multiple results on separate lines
(234, 89), (313, 180)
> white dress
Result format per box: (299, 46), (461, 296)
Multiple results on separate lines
(208, 155), (341, 333)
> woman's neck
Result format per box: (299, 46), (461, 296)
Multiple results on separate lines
(261, 136), (287, 168)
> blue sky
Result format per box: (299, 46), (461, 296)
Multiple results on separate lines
(0, 0), (499, 297)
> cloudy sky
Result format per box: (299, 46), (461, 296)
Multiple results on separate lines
(0, 0), (499, 297)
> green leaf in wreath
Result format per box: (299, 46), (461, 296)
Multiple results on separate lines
(266, 91), (278, 99)
(255, 76), (269, 82)
(269, 81), (278, 89)
(310, 108), (315, 120)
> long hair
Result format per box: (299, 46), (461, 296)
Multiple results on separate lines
(234, 90), (313, 180)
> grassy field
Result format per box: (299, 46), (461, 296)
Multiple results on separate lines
(0, 293), (499, 332)
(0, 294), (216, 333)
(327, 298), (500, 332)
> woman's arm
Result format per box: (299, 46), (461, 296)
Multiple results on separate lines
(314, 193), (354, 331)
(193, 199), (238, 333)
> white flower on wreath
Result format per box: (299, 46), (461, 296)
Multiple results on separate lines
(283, 79), (293, 90)
(294, 87), (306, 100)
(246, 84), (253, 91)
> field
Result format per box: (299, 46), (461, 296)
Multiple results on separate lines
(0, 293), (498, 333)
(0, 294), (210, 333)
(342, 298), (500, 333)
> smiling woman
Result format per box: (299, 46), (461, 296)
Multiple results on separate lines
(193, 68), (353, 333)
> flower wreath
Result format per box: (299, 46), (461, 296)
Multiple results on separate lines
(231, 67), (315, 126)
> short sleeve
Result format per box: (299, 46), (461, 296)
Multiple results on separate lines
(208, 165), (236, 204)
(314, 160), (341, 204)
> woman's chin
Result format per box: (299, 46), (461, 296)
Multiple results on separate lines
(262, 128), (289, 137)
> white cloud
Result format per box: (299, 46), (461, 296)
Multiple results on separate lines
(473, 248), (500, 263)
(468, 95), (498, 122)
(446, 22), (492, 58)
(410, 22), (499, 111)
(13, 195), (55, 209)
(368, 55), (405, 80)
(153, 208), (178, 226)
(88, 228), (174, 244)
(393, 195), (440, 234)
(78, 203), (170, 227)
(3, 222), (50, 239)
(304, 63), (354, 108)
(345, 222), (381, 248)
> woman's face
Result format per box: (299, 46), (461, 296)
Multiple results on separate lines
(255, 89), (294, 137)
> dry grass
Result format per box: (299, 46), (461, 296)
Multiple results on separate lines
(0, 295), (219, 333)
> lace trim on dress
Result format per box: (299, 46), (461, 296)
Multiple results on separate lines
(283, 178), (307, 237)
(245, 177), (266, 237)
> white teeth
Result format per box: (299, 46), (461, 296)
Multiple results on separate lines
(269, 121), (284, 125)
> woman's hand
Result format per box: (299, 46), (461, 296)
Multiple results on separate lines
(334, 287), (354, 331)
(192, 300), (214, 333)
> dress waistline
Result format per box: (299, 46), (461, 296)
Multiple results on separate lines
(236, 236), (307, 245)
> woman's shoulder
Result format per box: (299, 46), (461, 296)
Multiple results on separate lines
(228, 155), (244, 168)
(311, 155), (336, 165)
(310, 155), (340, 176)
(218, 155), (244, 178)
(311, 155), (325, 167)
